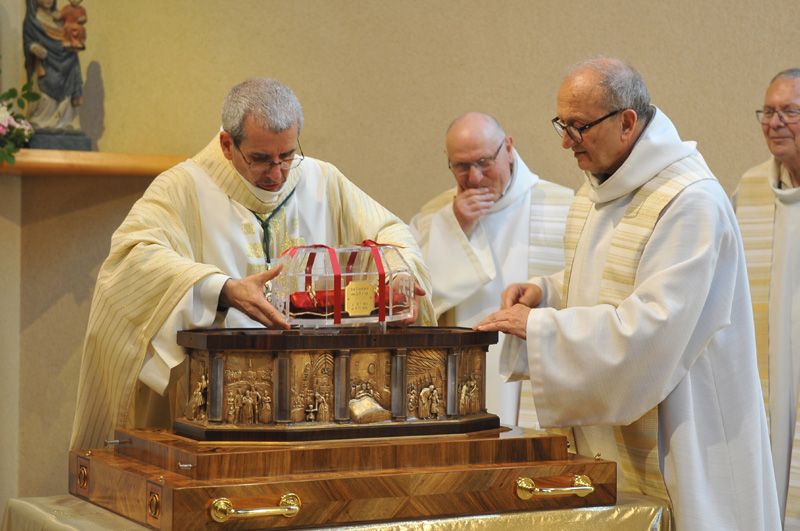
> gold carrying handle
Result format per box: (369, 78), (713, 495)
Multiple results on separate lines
(210, 493), (301, 523)
(516, 474), (594, 500)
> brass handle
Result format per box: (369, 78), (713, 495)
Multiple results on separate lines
(210, 493), (301, 523)
(77, 465), (88, 489)
(516, 474), (594, 500)
(148, 492), (161, 518)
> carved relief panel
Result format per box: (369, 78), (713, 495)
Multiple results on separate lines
(406, 349), (446, 420)
(457, 346), (485, 415)
(186, 351), (274, 427)
(289, 350), (334, 423)
(348, 349), (392, 423)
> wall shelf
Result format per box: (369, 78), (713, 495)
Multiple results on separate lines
(0, 149), (185, 178)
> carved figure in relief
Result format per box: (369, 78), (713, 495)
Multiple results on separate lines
(234, 390), (243, 423)
(187, 372), (208, 420)
(252, 388), (262, 423)
(407, 386), (418, 418)
(317, 393), (329, 422)
(418, 385), (432, 419)
(353, 381), (367, 398)
(226, 391), (236, 424)
(241, 390), (254, 424)
(459, 380), (471, 414)
(305, 402), (317, 422)
(469, 378), (480, 413)
(188, 384), (203, 420)
(458, 374), (480, 415)
(430, 388), (441, 419)
(260, 395), (272, 423)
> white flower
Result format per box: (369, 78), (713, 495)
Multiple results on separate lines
(0, 104), (12, 125)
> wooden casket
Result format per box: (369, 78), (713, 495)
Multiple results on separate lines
(69, 327), (616, 529)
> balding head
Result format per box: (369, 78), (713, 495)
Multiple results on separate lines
(445, 112), (514, 199)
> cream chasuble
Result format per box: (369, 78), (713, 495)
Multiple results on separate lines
(737, 158), (800, 528)
(71, 136), (434, 451)
(501, 108), (780, 530)
(410, 151), (572, 425)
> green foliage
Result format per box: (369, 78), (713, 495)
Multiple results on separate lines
(0, 79), (39, 165)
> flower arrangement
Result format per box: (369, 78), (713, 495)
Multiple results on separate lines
(0, 79), (39, 164)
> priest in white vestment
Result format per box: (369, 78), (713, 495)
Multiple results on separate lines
(409, 112), (572, 425)
(736, 68), (800, 529)
(70, 78), (435, 450)
(477, 57), (780, 530)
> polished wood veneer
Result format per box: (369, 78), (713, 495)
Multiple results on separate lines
(69, 428), (616, 530)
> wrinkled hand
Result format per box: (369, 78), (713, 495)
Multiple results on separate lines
(501, 283), (542, 309)
(218, 265), (290, 329)
(453, 186), (495, 236)
(473, 304), (531, 339)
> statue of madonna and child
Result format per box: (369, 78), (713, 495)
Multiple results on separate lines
(23, 0), (91, 149)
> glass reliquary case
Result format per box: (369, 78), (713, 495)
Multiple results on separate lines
(272, 242), (415, 327)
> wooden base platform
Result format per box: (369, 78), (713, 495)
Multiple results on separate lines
(69, 427), (616, 530)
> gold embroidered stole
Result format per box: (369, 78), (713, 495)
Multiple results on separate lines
(734, 167), (800, 521)
(527, 181), (575, 278)
(517, 182), (573, 428)
(736, 170), (773, 404)
(562, 167), (710, 499)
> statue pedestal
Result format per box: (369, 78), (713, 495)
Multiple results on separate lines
(28, 130), (92, 151)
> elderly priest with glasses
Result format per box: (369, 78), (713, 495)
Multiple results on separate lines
(70, 78), (435, 451)
(476, 57), (780, 530)
(409, 112), (572, 426)
(736, 68), (800, 528)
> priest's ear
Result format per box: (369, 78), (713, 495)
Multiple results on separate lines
(220, 130), (235, 161)
(503, 135), (514, 155)
(619, 109), (639, 141)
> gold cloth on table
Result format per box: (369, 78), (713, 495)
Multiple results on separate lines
(2, 493), (671, 531)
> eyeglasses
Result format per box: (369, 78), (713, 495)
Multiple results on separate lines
(756, 108), (800, 125)
(448, 139), (506, 176)
(551, 109), (623, 144)
(234, 139), (305, 171)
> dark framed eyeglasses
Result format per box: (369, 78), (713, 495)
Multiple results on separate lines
(756, 108), (800, 125)
(234, 139), (305, 171)
(448, 139), (506, 176)
(551, 109), (623, 144)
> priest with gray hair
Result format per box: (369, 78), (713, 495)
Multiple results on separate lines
(477, 57), (780, 530)
(70, 78), (434, 451)
(736, 67), (800, 527)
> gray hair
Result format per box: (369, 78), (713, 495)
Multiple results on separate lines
(569, 57), (651, 119)
(771, 68), (800, 83)
(221, 78), (304, 144)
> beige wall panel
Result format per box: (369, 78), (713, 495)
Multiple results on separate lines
(18, 175), (151, 496)
(0, 176), (21, 506)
